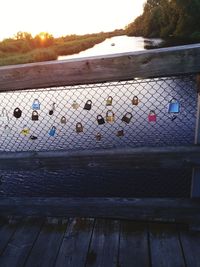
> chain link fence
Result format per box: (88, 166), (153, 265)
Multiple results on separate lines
(0, 74), (197, 152)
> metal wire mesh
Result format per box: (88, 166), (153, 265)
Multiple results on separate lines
(0, 75), (197, 152)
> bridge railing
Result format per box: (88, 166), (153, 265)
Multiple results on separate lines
(0, 43), (200, 203)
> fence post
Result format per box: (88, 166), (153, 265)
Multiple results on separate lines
(191, 74), (200, 198)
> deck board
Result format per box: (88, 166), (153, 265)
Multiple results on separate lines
(24, 217), (67, 267)
(0, 217), (19, 256)
(149, 223), (186, 267)
(0, 217), (199, 267)
(85, 219), (120, 267)
(179, 225), (200, 267)
(55, 218), (94, 267)
(118, 221), (150, 267)
(0, 217), (43, 267)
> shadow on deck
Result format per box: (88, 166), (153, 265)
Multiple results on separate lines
(0, 216), (199, 267)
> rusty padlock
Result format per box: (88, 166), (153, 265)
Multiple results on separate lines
(60, 116), (67, 124)
(132, 96), (139, 105)
(84, 100), (92, 110)
(76, 122), (83, 133)
(122, 112), (133, 124)
(148, 110), (157, 122)
(32, 110), (39, 121)
(116, 130), (124, 137)
(106, 96), (113, 106)
(96, 133), (102, 141)
(106, 110), (115, 123)
(72, 101), (79, 110)
(97, 115), (105, 125)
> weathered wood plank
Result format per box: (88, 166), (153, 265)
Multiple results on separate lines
(0, 217), (20, 256)
(24, 217), (67, 267)
(1, 198), (200, 223)
(191, 76), (200, 197)
(55, 218), (94, 267)
(149, 223), (185, 267)
(0, 44), (200, 91)
(179, 225), (200, 267)
(85, 219), (120, 267)
(0, 146), (200, 169)
(118, 221), (150, 267)
(0, 217), (44, 267)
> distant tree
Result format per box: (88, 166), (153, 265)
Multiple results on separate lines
(125, 0), (200, 41)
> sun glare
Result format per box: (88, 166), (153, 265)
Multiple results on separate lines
(0, 0), (146, 40)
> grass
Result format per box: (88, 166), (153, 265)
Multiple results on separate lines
(0, 30), (124, 66)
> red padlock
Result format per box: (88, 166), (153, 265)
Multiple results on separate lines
(148, 110), (157, 122)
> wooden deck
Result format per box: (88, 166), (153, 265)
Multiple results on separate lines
(0, 216), (200, 267)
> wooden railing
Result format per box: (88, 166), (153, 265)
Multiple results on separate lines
(0, 44), (200, 220)
(0, 44), (200, 91)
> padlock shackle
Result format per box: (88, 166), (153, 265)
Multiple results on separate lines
(1, 108), (8, 117)
(125, 112), (133, 118)
(106, 110), (114, 116)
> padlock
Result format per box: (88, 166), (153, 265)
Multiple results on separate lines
(168, 98), (180, 113)
(49, 103), (56, 115)
(32, 110), (39, 121)
(106, 110), (115, 123)
(29, 135), (38, 140)
(49, 126), (56, 136)
(84, 100), (92, 110)
(20, 127), (30, 136)
(106, 96), (113, 106)
(4, 125), (11, 134)
(61, 116), (67, 124)
(96, 133), (102, 141)
(72, 101), (79, 110)
(32, 99), (40, 110)
(148, 110), (157, 122)
(76, 122), (83, 133)
(132, 96), (139, 106)
(97, 115), (105, 125)
(13, 108), (22, 119)
(0, 108), (9, 124)
(122, 112), (133, 124)
(116, 130), (124, 137)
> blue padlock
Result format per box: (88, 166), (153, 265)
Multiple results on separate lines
(49, 126), (56, 136)
(32, 99), (40, 110)
(168, 98), (180, 113)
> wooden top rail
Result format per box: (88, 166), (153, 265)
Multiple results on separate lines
(0, 44), (200, 92)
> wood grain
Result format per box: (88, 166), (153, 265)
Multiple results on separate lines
(0, 198), (200, 223)
(0, 44), (200, 91)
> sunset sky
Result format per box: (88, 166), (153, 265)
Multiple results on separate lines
(0, 0), (146, 40)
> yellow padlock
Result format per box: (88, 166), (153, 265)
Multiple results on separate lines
(106, 96), (113, 106)
(106, 110), (115, 123)
(20, 127), (30, 136)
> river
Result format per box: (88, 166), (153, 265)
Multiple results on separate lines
(58, 35), (163, 60)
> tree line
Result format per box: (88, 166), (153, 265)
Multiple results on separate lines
(126, 0), (200, 41)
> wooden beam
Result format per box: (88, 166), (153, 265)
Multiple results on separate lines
(0, 44), (200, 92)
(191, 74), (200, 198)
(0, 146), (200, 170)
(0, 197), (200, 223)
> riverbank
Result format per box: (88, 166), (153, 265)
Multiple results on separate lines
(0, 30), (124, 66)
